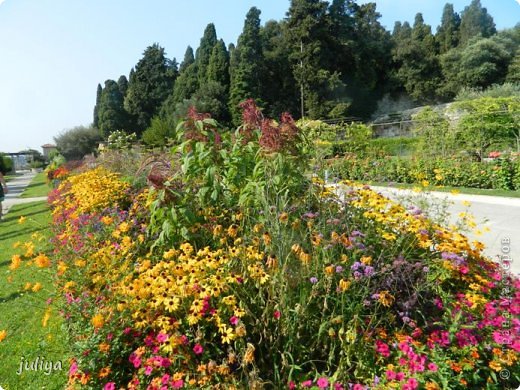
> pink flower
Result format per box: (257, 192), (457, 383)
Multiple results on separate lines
(396, 372), (405, 381)
(193, 343), (204, 355)
(334, 383), (345, 390)
(428, 362), (438, 372)
(353, 385), (365, 390)
(172, 379), (184, 389)
(104, 383), (115, 390)
(385, 370), (396, 380)
(274, 311), (281, 320)
(161, 374), (170, 384)
(157, 332), (169, 343)
(301, 380), (313, 387)
(288, 381), (296, 389)
(230, 316), (239, 325)
(144, 365), (153, 375)
(375, 340), (390, 357)
(317, 377), (329, 388)
(69, 361), (78, 375)
(406, 378), (419, 389)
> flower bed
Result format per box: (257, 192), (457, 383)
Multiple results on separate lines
(326, 155), (520, 191)
(9, 103), (520, 389)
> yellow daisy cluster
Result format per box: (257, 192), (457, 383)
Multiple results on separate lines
(54, 167), (130, 214)
(120, 242), (267, 344)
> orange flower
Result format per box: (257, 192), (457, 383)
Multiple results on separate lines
(98, 366), (111, 378)
(91, 314), (105, 328)
(9, 255), (22, 270)
(0, 330), (7, 342)
(34, 253), (51, 268)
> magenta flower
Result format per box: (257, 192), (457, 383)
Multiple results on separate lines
(301, 380), (313, 388)
(274, 310), (281, 320)
(317, 377), (329, 388)
(230, 316), (239, 325)
(157, 332), (169, 343)
(428, 362), (438, 372)
(193, 343), (204, 355)
(144, 365), (153, 375)
(104, 383), (116, 390)
(69, 361), (78, 375)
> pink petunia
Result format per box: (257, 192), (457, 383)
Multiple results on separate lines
(157, 332), (169, 343)
(301, 380), (313, 387)
(230, 316), (239, 325)
(69, 361), (78, 375)
(172, 379), (184, 389)
(144, 365), (153, 375)
(193, 343), (204, 355)
(274, 311), (281, 320)
(104, 383), (115, 390)
(317, 377), (329, 389)
(428, 362), (438, 372)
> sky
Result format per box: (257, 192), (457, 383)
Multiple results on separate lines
(0, 0), (519, 153)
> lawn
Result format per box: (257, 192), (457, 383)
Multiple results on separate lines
(0, 201), (69, 390)
(20, 172), (50, 198)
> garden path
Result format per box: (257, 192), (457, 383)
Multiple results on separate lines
(2, 171), (47, 217)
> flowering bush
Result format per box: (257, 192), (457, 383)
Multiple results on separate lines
(9, 104), (520, 389)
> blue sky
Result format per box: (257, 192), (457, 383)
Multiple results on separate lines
(1, 0), (519, 153)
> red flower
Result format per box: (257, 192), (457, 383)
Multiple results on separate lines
(274, 310), (281, 320)
(193, 343), (204, 355)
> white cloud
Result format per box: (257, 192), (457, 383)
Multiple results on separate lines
(0, 0), (5, 5)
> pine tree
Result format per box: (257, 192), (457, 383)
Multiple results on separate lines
(229, 7), (266, 124)
(261, 20), (299, 118)
(207, 39), (230, 87)
(286, 0), (347, 119)
(459, 0), (496, 46)
(93, 83), (102, 128)
(436, 3), (461, 54)
(393, 14), (441, 102)
(98, 80), (128, 137)
(195, 24), (218, 83)
(180, 46), (195, 72)
(124, 44), (174, 135)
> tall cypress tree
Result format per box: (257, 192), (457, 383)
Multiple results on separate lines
(195, 24), (218, 83)
(180, 46), (195, 72)
(459, 0), (496, 46)
(436, 3), (461, 54)
(207, 39), (230, 88)
(93, 83), (102, 128)
(117, 75), (129, 97)
(229, 7), (265, 124)
(124, 44), (174, 135)
(98, 79), (128, 137)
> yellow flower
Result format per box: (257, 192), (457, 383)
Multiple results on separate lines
(98, 366), (111, 378)
(262, 232), (272, 246)
(324, 265), (335, 275)
(91, 314), (105, 328)
(360, 256), (372, 265)
(32, 283), (42, 292)
(0, 330), (7, 342)
(9, 255), (22, 270)
(24, 282), (32, 291)
(243, 343), (255, 364)
(12, 241), (21, 249)
(34, 253), (51, 268)
(339, 279), (351, 292)
(489, 360), (502, 371)
(100, 216), (113, 225)
(18, 216), (26, 224)
(278, 212), (289, 224)
(42, 309), (51, 327)
(378, 291), (394, 307)
(99, 343), (110, 353)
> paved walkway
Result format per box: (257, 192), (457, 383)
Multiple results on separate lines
(2, 171), (47, 217)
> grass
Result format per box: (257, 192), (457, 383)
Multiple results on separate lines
(0, 201), (69, 389)
(359, 181), (520, 198)
(21, 172), (50, 198)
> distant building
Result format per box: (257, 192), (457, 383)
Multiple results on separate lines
(41, 144), (57, 160)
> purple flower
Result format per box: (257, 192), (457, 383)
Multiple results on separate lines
(364, 266), (374, 276)
(351, 230), (365, 237)
(310, 277), (318, 284)
(353, 271), (362, 279)
(351, 262), (362, 271)
(335, 265), (344, 273)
